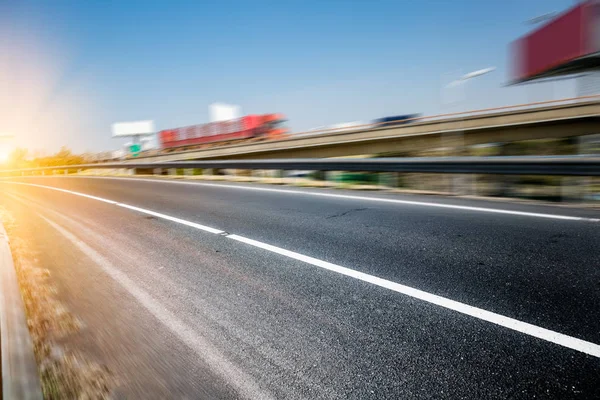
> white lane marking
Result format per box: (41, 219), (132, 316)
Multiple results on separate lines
(116, 203), (223, 234)
(46, 176), (600, 222)
(38, 215), (272, 400)
(8, 181), (119, 205)
(5, 181), (224, 235)
(228, 234), (600, 358)
(6, 180), (600, 357)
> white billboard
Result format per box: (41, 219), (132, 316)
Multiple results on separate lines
(209, 103), (241, 122)
(112, 120), (155, 137)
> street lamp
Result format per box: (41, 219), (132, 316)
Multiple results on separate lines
(442, 66), (496, 121)
(526, 12), (557, 25)
(441, 67), (496, 195)
(447, 67), (496, 89)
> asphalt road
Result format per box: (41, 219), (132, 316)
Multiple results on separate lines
(1, 176), (599, 399)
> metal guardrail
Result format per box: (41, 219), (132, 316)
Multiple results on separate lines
(1, 156), (600, 176)
(0, 222), (43, 399)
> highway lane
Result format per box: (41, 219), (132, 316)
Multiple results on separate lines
(0, 176), (599, 399)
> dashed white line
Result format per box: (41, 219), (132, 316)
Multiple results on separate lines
(4, 180), (600, 358)
(117, 203), (224, 234)
(227, 234), (600, 358)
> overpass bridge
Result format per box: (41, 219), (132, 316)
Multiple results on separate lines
(129, 98), (600, 162)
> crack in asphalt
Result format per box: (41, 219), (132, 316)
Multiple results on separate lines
(326, 208), (368, 219)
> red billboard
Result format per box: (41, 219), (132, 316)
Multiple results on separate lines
(511, 1), (600, 83)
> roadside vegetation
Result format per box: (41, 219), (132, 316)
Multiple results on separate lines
(0, 207), (114, 399)
(2, 146), (86, 170)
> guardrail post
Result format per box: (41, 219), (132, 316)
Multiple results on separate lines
(466, 174), (476, 196)
(312, 171), (325, 181)
(327, 171), (341, 187)
(561, 177), (575, 202)
(395, 172), (406, 188)
(450, 172), (476, 196)
(153, 168), (161, 176)
(451, 173), (473, 196)
(236, 169), (251, 178)
(388, 172), (398, 188)
(560, 175), (591, 203)
(377, 172), (395, 188)
(251, 169), (260, 179)
(577, 135), (596, 201)
(442, 130), (469, 195)
(184, 168), (193, 176)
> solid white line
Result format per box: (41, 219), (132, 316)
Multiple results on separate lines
(38, 215), (271, 400)
(173, 181), (599, 221)
(5, 181), (224, 235)
(46, 176), (600, 222)
(227, 234), (600, 358)
(5, 180), (600, 357)
(9, 181), (119, 205)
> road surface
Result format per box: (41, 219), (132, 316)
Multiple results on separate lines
(1, 176), (599, 399)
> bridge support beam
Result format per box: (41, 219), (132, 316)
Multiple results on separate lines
(576, 134), (600, 201)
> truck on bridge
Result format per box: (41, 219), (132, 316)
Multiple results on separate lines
(158, 114), (287, 152)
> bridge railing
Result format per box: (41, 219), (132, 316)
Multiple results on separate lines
(289, 94), (600, 138)
(127, 95), (600, 158)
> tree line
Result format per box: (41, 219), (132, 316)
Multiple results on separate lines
(3, 147), (86, 169)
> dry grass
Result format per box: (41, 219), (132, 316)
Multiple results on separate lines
(0, 207), (114, 399)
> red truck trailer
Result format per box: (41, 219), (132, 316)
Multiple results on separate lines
(158, 114), (286, 151)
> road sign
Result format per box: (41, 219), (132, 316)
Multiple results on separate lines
(129, 144), (142, 157)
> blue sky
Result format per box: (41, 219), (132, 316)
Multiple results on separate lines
(1, 0), (580, 153)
